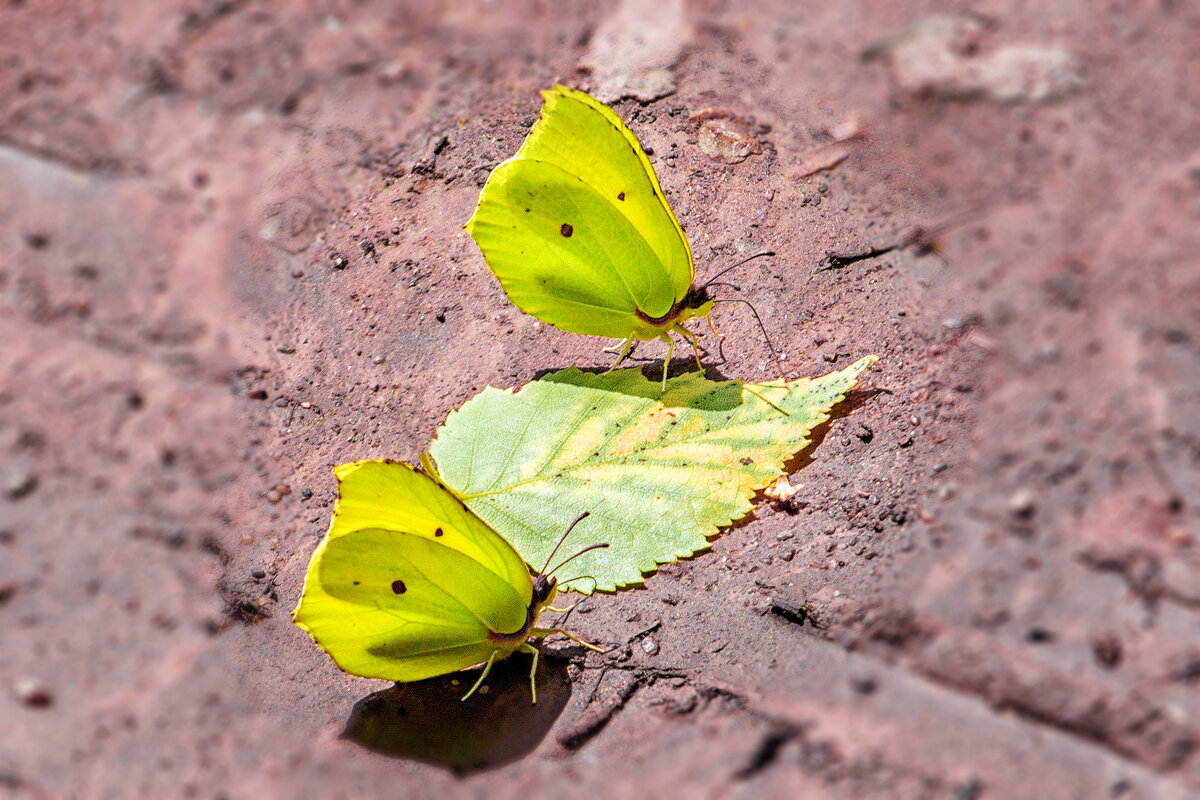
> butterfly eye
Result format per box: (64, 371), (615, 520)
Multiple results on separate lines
(530, 575), (555, 605)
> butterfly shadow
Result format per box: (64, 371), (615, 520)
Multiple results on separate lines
(531, 360), (747, 413)
(340, 652), (573, 775)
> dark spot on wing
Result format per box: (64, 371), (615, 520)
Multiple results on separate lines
(524, 207), (531, 213)
(560, 223), (573, 237)
(434, 527), (443, 537)
(617, 191), (626, 201)
(391, 580), (407, 594)
(352, 580), (360, 586)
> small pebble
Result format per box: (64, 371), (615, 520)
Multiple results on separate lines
(4, 469), (38, 501)
(641, 638), (660, 656)
(1007, 488), (1037, 519)
(1091, 634), (1122, 669)
(14, 678), (52, 708)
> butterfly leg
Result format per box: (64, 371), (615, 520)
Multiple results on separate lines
(460, 649), (500, 702)
(702, 312), (736, 366)
(659, 333), (676, 391)
(706, 313), (725, 340)
(603, 335), (635, 373)
(603, 336), (635, 357)
(533, 626), (606, 653)
(678, 325), (704, 373)
(521, 642), (541, 704)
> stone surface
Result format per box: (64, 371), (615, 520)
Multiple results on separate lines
(2, 1), (1198, 797)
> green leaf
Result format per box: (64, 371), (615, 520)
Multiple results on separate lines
(428, 356), (878, 591)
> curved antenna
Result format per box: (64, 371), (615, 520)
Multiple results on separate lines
(546, 542), (610, 579)
(711, 297), (787, 382)
(697, 250), (775, 291)
(538, 511), (592, 576)
(537, 512), (610, 580)
(553, 575), (600, 601)
(555, 574), (599, 591)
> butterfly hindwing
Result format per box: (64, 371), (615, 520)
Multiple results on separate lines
(466, 84), (695, 339)
(468, 158), (676, 335)
(295, 527), (531, 683)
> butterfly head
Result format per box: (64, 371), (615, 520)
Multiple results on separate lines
(682, 285), (714, 316)
(532, 573), (558, 608)
(529, 513), (607, 613)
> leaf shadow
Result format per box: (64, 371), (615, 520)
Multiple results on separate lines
(340, 651), (572, 775)
(783, 386), (885, 475)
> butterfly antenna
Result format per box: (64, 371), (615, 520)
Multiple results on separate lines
(711, 296), (787, 382)
(555, 574), (600, 592)
(697, 250), (775, 291)
(546, 542), (610, 579)
(537, 512), (591, 576)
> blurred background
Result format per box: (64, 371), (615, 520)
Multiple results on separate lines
(2, 1), (1198, 796)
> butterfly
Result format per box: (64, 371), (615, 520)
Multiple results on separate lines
(293, 459), (604, 703)
(466, 85), (765, 389)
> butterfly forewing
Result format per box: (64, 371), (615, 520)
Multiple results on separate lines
(328, 461), (534, 603)
(519, 86), (694, 298)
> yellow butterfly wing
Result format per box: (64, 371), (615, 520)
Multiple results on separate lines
(466, 85), (696, 339)
(294, 527), (531, 682)
(326, 460), (533, 597)
(293, 461), (541, 682)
